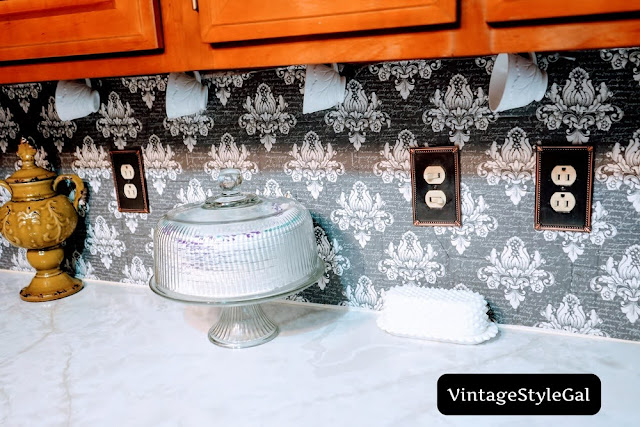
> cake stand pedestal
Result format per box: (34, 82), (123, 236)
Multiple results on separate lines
(149, 257), (324, 349)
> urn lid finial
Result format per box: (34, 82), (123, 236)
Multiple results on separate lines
(3, 137), (56, 184)
(17, 137), (37, 166)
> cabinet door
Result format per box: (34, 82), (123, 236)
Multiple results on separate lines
(198, 0), (457, 43)
(0, 0), (161, 62)
(487, 0), (640, 23)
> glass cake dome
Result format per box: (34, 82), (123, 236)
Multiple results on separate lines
(152, 168), (323, 302)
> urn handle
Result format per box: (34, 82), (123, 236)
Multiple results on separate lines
(53, 174), (85, 212)
(0, 180), (11, 197)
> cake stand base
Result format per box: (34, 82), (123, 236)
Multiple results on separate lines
(208, 304), (279, 349)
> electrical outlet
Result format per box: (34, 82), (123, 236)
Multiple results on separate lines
(551, 165), (577, 186)
(550, 192), (576, 213)
(535, 146), (594, 232)
(110, 148), (150, 213)
(425, 190), (447, 209)
(424, 166), (446, 185)
(411, 146), (461, 227)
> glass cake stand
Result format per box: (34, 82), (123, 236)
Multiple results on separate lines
(149, 257), (324, 349)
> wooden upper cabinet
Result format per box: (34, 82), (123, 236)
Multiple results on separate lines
(0, 0), (162, 62)
(197, 0), (457, 43)
(486, 0), (640, 23)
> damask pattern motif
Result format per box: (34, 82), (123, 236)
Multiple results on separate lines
(96, 92), (142, 149)
(595, 129), (640, 212)
(478, 237), (555, 309)
(373, 129), (424, 202)
(475, 53), (559, 75)
(239, 83), (296, 151)
(330, 181), (394, 248)
(536, 67), (623, 143)
(434, 183), (498, 255)
(175, 178), (213, 207)
(64, 251), (98, 280)
(477, 127), (536, 205)
(341, 276), (384, 310)
(121, 75), (167, 109)
(325, 80), (390, 151)
(1, 48), (640, 342)
(600, 48), (640, 87)
(204, 133), (258, 182)
(71, 136), (111, 193)
(378, 231), (445, 285)
(163, 112), (214, 152)
(121, 256), (153, 286)
(2, 83), (42, 113)
(256, 179), (291, 198)
(275, 66), (306, 94)
(142, 135), (182, 195)
(0, 106), (18, 153)
(314, 226), (350, 290)
(541, 202), (617, 262)
(591, 245), (640, 324)
(37, 97), (77, 152)
(86, 216), (126, 269)
(423, 74), (497, 148)
(201, 71), (252, 106)
(10, 248), (33, 272)
(284, 131), (344, 199)
(368, 60), (442, 99)
(535, 294), (608, 337)
(108, 190), (148, 233)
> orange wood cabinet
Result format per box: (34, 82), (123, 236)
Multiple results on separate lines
(0, 0), (162, 62)
(0, 0), (640, 84)
(197, 0), (457, 43)
(486, 0), (640, 23)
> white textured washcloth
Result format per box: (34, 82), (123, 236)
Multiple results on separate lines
(377, 285), (498, 344)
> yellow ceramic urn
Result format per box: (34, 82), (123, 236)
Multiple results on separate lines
(0, 138), (86, 302)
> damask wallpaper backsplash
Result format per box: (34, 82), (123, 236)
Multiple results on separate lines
(1, 48), (640, 341)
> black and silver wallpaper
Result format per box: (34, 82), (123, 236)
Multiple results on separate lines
(1, 48), (640, 341)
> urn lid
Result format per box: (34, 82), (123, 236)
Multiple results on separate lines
(4, 138), (56, 184)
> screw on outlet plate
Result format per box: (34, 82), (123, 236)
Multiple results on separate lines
(534, 146), (594, 232)
(411, 146), (461, 227)
(109, 148), (150, 213)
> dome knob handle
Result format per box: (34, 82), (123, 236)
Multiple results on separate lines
(218, 168), (242, 196)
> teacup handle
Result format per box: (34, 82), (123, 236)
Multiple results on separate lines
(0, 180), (11, 197)
(53, 174), (85, 212)
(193, 71), (201, 83)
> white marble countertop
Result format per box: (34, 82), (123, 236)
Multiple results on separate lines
(1, 270), (639, 427)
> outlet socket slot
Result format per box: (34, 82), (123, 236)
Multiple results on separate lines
(534, 146), (593, 232)
(550, 192), (576, 213)
(551, 165), (577, 187)
(425, 190), (447, 209)
(424, 166), (446, 185)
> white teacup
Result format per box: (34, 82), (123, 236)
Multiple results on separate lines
(166, 71), (208, 119)
(55, 79), (100, 121)
(489, 53), (548, 112)
(303, 63), (346, 114)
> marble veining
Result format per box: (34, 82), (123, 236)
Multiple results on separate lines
(0, 270), (639, 427)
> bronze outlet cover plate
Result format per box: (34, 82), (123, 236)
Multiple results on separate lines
(410, 146), (461, 227)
